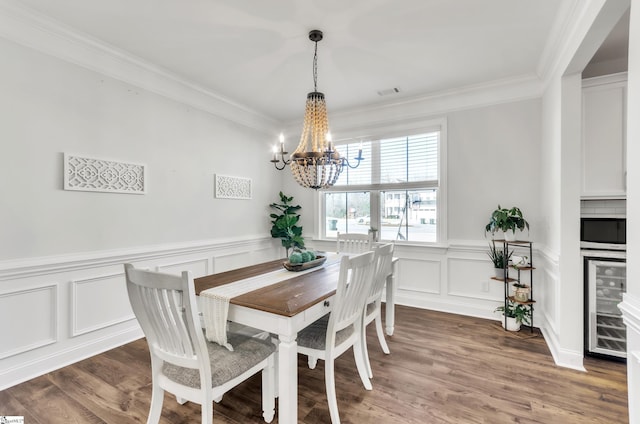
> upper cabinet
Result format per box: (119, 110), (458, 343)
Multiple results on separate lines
(582, 73), (627, 199)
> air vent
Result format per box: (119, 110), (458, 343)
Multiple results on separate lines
(377, 87), (401, 96)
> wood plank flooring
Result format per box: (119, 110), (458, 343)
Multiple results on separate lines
(0, 305), (628, 423)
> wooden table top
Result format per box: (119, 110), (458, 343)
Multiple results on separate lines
(194, 258), (341, 317)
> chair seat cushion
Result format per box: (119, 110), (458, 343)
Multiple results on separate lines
(297, 314), (354, 350)
(163, 332), (276, 388)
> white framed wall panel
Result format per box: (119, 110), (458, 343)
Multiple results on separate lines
(447, 257), (503, 301)
(157, 258), (210, 278)
(71, 272), (134, 337)
(214, 251), (266, 274)
(0, 235), (279, 390)
(397, 258), (441, 294)
(0, 284), (57, 359)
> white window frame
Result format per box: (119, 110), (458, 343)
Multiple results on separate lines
(315, 118), (447, 245)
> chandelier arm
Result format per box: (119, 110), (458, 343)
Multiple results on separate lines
(342, 156), (364, 169)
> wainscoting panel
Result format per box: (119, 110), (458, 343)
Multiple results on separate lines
(0, 284), (57, 359)
(156, 257), (210, 278)
(0, 236), (280, 390)
(397, 258), (441, 294)
(447, 257), (502, 301)
(71, 272), (134, 337)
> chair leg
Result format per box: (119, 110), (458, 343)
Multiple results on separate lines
(147, 383), (164, 424)
(374, 313), (390, 354)
(202, 394), (214, 424)
(362, 320), (373, 379)
(353, 339), (373, 391)
(308, 355), (318, 369)
(262, 355), (276, 423)
(325, 358), (341, 424)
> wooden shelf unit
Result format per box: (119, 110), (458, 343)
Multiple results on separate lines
(495, 240), (536, 332)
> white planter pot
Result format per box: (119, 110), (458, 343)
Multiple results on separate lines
(494, 267), (505, 279)
(503, 230), (517, 241)
(501, 314), (521, 331)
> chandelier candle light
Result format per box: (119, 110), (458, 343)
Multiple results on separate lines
(270, 29), (364, 189)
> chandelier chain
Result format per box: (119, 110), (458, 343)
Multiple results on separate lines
(313, 40), (318, 92)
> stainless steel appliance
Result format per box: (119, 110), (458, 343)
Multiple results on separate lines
(581, 217), (626, 360)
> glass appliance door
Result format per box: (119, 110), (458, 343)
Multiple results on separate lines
(588, 259), (627, 358)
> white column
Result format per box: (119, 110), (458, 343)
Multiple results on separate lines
(620, 1), (640, 423)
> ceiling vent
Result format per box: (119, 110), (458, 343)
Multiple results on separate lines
(377, 87), (401, 96)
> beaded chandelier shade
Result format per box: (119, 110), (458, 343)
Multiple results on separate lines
(270, 29), (362, 189)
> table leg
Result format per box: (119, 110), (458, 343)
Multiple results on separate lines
(385, 260), (397, 336)
(277, 333), (298, 424)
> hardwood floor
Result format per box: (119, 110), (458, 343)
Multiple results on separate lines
(0, 305), (628, 423)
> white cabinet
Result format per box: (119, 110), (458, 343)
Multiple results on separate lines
(582, 73), (627, 199)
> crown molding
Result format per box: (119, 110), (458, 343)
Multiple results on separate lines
(537, 0), (583, 83)
(311, 73), (544, 132)
(538, 0), (630, 85)
(0, 0), (279, 133)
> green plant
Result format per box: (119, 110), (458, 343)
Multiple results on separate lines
(495, 301), (532, 325)
(485, 205), (529, 236)
(487, 240), (512, 268)
(270, 191), (305, 256)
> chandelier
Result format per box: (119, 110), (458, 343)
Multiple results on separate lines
(270, 29), (363, 189)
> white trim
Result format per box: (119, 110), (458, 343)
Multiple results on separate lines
(70, 271), (135, 337)
(0, 284), (57, 360)
(0, 324), (143, 391)
(620, 293), (640, 333)
(0, 0), (278, 133)
(582, 72), (628, 88)
(0, 235), (274, 280)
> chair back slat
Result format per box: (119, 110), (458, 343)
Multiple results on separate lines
(366, 243), (395, 305)
(336, 232), (373, 254)
(125, 264), (209, 371)
(329, 252), (376, 334)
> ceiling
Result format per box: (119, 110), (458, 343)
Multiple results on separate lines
(12, 0), (582, 122)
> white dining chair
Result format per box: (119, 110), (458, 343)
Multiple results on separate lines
(361, 243), (394, 379)
(336, 231), (373, 254)
(124, 263), (276, 424)
(296, 251), (376, 424)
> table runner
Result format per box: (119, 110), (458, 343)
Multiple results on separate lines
(200, 254), (340, 350)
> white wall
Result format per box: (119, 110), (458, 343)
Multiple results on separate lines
(0, 37), (280, 260)
(0, 36), (283, 389)
(447, 100), (541, 241)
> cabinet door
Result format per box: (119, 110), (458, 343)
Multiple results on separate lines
(582, 76), (626, 199)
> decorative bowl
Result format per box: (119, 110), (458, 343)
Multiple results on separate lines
(283, 255), (327, 272)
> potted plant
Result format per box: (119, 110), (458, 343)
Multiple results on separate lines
(485, 205), (530, 241)
(495, 301), (532, 331)
(487, 240), (512, 278)
(512, 282), (530, 302)
(269, 191), (305, 256)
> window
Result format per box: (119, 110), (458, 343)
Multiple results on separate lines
(321, 126), (444, 243)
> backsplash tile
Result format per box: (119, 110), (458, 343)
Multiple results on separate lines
(581, 199), (626, 217)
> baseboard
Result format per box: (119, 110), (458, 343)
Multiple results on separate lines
(0, 322), (143, 391)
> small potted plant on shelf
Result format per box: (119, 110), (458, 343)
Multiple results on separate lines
(495, 301), (532, 331)
(485, 205), (530, 241)
(512, 282), (530, 302)
(487, 240), (512, 279)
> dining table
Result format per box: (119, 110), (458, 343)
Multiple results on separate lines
(194, 253), (397, 424)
